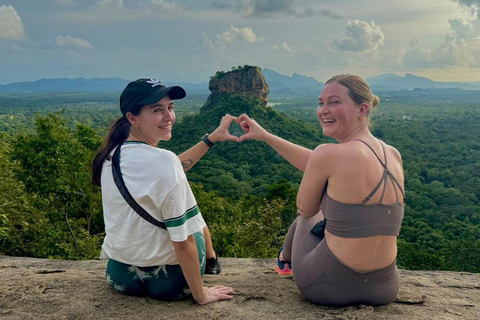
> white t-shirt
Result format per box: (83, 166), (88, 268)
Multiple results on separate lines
(100, 141), (206, 267)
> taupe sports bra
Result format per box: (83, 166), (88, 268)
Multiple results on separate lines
(320, 140), (405, 238)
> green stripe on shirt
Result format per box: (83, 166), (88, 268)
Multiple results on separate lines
(165, 205), (200, 228)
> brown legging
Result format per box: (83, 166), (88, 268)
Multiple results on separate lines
(282, 215), (399, 306)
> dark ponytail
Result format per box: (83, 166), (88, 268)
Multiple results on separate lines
(92, 116), (131, 186)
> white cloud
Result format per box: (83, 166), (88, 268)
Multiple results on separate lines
(207, 0), (234, 10)
(55, 0), (74, 6)
(273, 42), (297, 53)
(449, 1), (480, 40)
(91, 0), (126, 13)
(332, 20), (384, 52)
(301, 44), (315, 52)
(449, 18), (478, 39)
(93, 0), (184, 14)
(198, 25), (264, 73)
(452, 0), (480, 9)
(442, 1), (480, 68)
(281, 42), (295, 52)
(218, 25), (261, 44)
(201, 33), (215, 51)
(291, 6), (341, 19)
(235, 0), (341, 19)
(431, 35), (461, 66)
(56, 36), (93, 49)
(0, 5), (25, 40)
(458, 37), (480, 67)
(410, 38), (420, 47)
(139, 0), (184, 14)
(403, 37), (430, 68)
(375, 50), (406, 70)
(236, 0), (290, 16)
(65, 0), (184, 22)
(403, 36), (460, 68)
(403, 48), (430, 69)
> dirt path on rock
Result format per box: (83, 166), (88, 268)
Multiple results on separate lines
(0, 256), (479, 319)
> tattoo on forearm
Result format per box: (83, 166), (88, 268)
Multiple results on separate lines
(181, 159), (193, 169)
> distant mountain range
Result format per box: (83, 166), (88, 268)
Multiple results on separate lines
(263, 70), (480, 94)
(0, 78), (208, 94)
(262, 68), (323, 95)
(1, 70), (479, 94)
(367, 73), (480, 91)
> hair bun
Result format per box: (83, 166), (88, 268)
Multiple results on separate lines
(372, 95), (380, 109)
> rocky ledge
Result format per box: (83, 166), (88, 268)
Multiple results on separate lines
(204, 66), (270, 108)
(0, 256), (478, 319)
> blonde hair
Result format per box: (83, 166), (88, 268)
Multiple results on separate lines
(325, 74), (379, 126)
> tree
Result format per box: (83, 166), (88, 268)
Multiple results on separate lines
(0, 133), (37, 249)
(10, 112), (102, 258)
(191, 183), (283, 258)
(0, 213), (8, 240)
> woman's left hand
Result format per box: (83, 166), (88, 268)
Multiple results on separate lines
(208, 114), (239, 143)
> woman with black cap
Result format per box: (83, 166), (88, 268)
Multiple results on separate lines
(92, 78), (235, 305)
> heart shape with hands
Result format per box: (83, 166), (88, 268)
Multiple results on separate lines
(210, 113), (269, 143)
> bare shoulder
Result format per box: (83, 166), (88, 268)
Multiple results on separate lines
(383, 142), (402, 162)
(304, 144), (337, 179)
(312, 143), (341, 160)
(310, 144), (349, 174)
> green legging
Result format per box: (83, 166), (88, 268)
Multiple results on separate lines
(106, 231), (206, 301)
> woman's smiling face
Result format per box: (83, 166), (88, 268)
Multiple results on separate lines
(317, 81), (362, 142)
(130, 95), (176, 145)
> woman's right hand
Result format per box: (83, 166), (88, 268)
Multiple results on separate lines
(236, 113), (270, 142)
(195, 285), (234, 305)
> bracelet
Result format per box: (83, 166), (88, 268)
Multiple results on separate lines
(201, 134), (214, 148)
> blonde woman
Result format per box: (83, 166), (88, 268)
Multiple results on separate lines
(238, 74), (405, 306)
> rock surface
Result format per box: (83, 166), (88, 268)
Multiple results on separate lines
(0, 256), (479, 319)
(204, 67), (270, 108)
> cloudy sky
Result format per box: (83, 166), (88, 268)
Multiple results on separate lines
(1, 0), (480, 84)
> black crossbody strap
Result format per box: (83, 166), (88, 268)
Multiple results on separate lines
(112, 144), (167, 229)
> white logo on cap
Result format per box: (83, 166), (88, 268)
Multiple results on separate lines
(146, 79), (163, 87)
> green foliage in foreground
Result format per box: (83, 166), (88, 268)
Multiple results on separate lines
(0, 113), (104, 259)
(191, 178), (298, 258)
(191, 184), (284, 258)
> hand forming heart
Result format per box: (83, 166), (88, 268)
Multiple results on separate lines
(236, 113), (269, 142)
(208, 113), (269, 143)
(208, 114), (240, 143)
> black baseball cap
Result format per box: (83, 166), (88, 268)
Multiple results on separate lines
(120, 78), (186, 116)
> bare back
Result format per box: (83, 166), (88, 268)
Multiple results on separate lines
(322, 138), (405, 272)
